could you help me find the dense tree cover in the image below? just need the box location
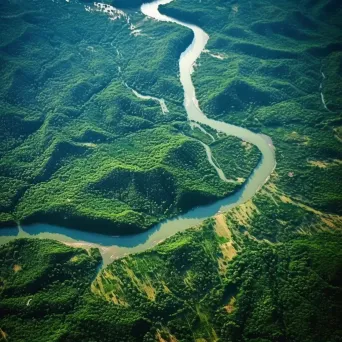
[216,232,342,342]
[0,239,150,342]
[1,0,342,340]
[0,0,259,233]
[161,0,342,216]
[1,223,341,341]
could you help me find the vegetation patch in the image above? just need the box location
[1,0,342,340]
[12,265,22,273]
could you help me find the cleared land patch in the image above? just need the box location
[12,264,22,273]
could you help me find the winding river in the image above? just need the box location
[0,0,276,266]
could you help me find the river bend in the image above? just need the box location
[0,0,276,266]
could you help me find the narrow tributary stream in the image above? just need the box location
[0,0,276,266]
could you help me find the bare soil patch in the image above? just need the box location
[13,264,22,273]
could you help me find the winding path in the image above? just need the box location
[0,0,276,266]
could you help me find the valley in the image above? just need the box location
[0,0,341,341]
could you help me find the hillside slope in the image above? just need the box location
[0,0,260,234]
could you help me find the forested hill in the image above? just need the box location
[0,0,259,234]
[1,220,341,341]
[0,0,342,340]
[161,0,342,216]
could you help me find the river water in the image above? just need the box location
[0,0,275,266]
